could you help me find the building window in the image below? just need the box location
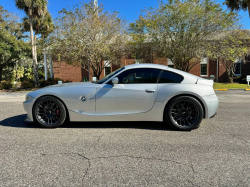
[168,65,174,68]
[234,59,241,76]
[105,67,111,76]
[200,58,208,76]
[104,60,111,76]
[201,64,207,76]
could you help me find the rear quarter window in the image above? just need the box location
[158,70,183,83]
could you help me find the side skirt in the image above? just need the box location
[68,102,165,122]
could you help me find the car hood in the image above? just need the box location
[27,82,97,98]
[41,82,93,89]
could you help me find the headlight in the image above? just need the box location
[25,94,34,101]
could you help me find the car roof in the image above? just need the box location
[124,63,169,70]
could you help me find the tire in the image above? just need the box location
[33,96,67,128]
[164,96,204,131]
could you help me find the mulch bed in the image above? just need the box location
[0,88,40,93]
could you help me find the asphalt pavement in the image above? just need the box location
[0,90,249,186]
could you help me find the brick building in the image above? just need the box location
[52,56,250,83]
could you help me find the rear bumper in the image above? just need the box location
[210,112,217,118]
[202,94,219,119]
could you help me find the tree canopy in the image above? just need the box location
[129,0,240,72]
[0,6,30,81]
[51,1,127,79]
[207,29,250,83]
[15,0,48,86]
[225,0,250,18]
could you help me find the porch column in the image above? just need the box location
[44,53,48,80]
[49,56,53,79]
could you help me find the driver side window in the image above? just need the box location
[116,68,161,84]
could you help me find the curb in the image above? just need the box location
[214,89,228,91]
[214,89,250,91]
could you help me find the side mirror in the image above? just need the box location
[111,77,119,84]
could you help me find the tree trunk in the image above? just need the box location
[0,66,3,82]
[227,71,233,83]
[28,15,39,87]
[34,34,40,84]
[34,34,37,66]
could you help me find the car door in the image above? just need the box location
[58,84,97,115]
[95,68,162,115]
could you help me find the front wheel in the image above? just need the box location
[33,96,67,128]
[164,96,204,130]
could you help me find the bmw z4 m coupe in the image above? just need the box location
[23,64,219,130]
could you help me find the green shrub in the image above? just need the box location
[234,76,247,84]
[12,84,17,89]
[0,81,12,90]
[39,79,48,87]
[63,79,72,83]
[39,78,72,88]
[21,81,34,89]
[53,78,63,84]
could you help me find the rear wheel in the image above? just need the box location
[164,96,203,130]
[33,96,67,128]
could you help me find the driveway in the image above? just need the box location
[0,91,249,186]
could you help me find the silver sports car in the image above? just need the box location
[23,64,218,130]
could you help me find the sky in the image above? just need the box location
[1,0,250,29]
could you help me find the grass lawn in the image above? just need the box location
[213,83,250,89]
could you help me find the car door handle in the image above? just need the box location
[145,89,156,93]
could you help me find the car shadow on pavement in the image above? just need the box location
[61,121,177,131]
[0,114,181,131]
[0,114,37,128]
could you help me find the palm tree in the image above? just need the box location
[225,0,250,18]
[15,0,48,86]
[23,12,54,75]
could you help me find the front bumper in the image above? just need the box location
[25,117,33,123]
[23,97,36,122]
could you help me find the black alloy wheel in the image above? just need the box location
[33,96,67,128]
[164,96,203,130]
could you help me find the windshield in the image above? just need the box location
[96,67,125,84]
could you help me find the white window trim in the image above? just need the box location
[200,58,208,64]
[234,59,242,76]
[104,60,111,76]
[200,58,208,76]
[104,60,111,67]
[167,58,174,65]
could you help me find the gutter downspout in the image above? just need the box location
[217,58,219,82]
[88,61,90,82]
[49,56,53,79]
